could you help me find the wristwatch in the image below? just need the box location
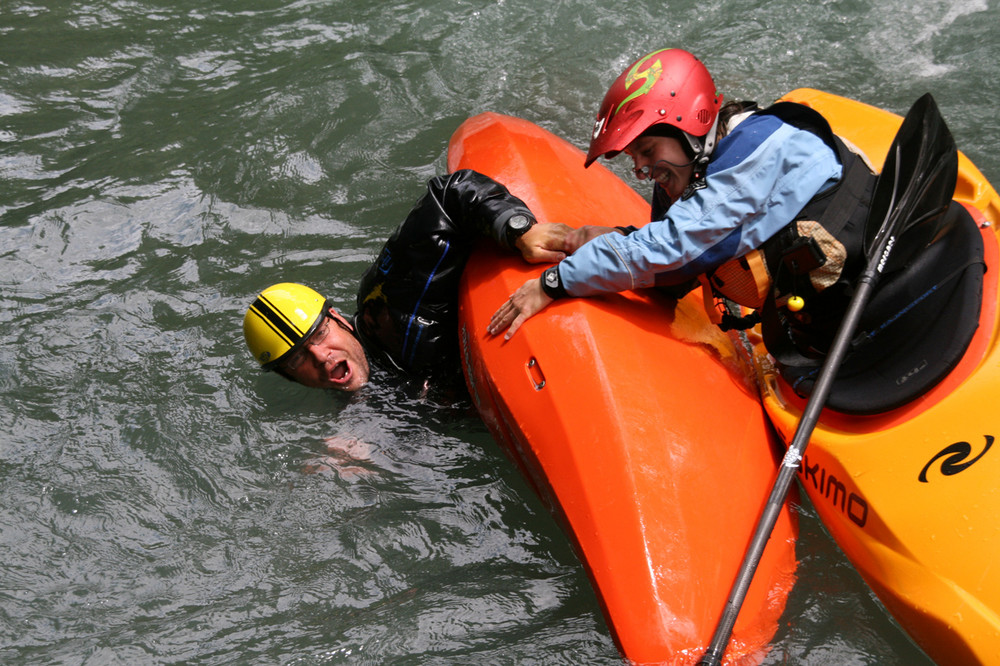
[504,214,534,248]
[540,265,568,299]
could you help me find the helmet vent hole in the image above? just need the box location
[696,109,712,124]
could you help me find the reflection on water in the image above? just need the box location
[3,0,995,662]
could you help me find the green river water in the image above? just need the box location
[3,0,998,663]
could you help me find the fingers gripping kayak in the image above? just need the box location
[488,277,553,339]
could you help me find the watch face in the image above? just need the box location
[509,214,529,231]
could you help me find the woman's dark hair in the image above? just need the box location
[716,100,758,140]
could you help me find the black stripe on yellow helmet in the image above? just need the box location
[243,283,330,371]
[249,295,303,347]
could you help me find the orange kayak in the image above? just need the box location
[448,114,798,664]
[755,89,1000,665]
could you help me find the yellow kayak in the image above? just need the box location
[758,88,1000,665]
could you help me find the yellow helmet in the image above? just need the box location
[243,283,331,371]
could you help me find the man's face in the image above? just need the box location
[281,309,370,392]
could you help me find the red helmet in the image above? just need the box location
[585,48,722,168]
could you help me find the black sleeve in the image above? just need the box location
[650,184,673,222]
[648,186,699,299]
[354,169,535,375]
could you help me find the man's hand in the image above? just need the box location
[488,277,553,339]
[303,436,375,479]
[515,222,573,263]
[564,225,623,254]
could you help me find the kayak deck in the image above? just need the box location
[449,113,798,664]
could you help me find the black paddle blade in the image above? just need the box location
[864,93,958,273]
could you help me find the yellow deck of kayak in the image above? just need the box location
[759,89,1000,665]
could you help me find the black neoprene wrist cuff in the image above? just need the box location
[540,265,568,300]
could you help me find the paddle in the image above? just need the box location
[697,93,957,666]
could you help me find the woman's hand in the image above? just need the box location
[515,222,572,263]
[488,277,553,339]
[564,225,622,254]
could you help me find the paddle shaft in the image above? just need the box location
[698,246,889,666]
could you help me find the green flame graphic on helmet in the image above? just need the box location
[614,48,668,116]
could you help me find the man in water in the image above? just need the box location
[243,169,569,392]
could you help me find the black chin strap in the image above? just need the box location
[681,110,722,197]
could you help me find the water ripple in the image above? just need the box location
[0,0,992,663]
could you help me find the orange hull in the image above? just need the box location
[448,113,798,664]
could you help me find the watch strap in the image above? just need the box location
[503,213,535,249]
[540,265,568,299]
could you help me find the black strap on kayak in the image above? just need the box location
[717,307,760,331]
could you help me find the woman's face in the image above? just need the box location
[625,134,696,204]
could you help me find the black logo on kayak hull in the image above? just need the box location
[919,435,994,483]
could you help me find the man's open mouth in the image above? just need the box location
[330,360,349,382]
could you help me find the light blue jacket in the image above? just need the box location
[559,113,843,295]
